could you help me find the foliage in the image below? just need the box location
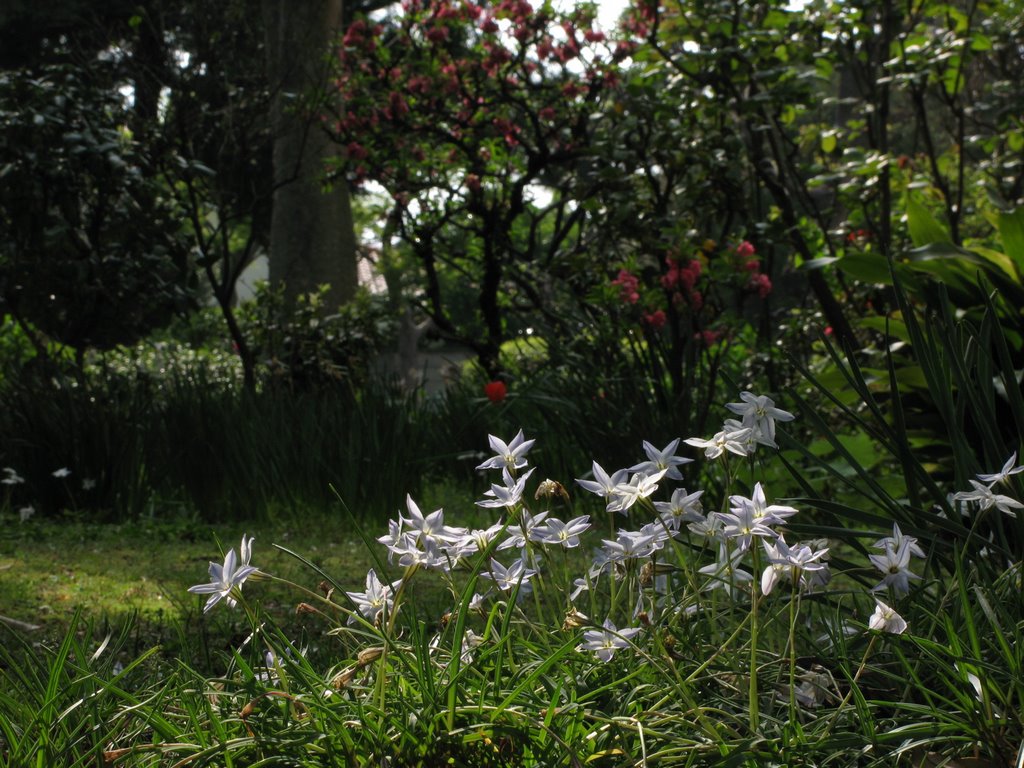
[238,284,395,391]
[6,378,1023,766]
[785,275,1024,577]
[331,0,634,373]
[0,63,191,355]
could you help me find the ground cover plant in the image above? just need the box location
[4,0,1024,764]
[4,377,1022,766]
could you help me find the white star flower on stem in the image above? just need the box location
[477,468,534,509]
[482,557,537,592]
[868,598,907,634]
[869,540,921,594]
[378,517,405,561]
[345,568,402,625]
[723,418,764,454]
[952,480,1024,518]
[976,451,1024,486]
[52,467,71,479]
[687,510,724,541]
[400,495,465,543]
[531,515,591,548]
[188,535,259,613]
[2,467,24,485]
[447,522,507,559]
[872,522,925,559]
[733,482,798,526]
[475,430,535,472]
[606,470,667,514]
[719,498,779,552]
[698,545,753,594]
[498,509,548,550]
[685,424,752,460]
[760,536,829,596]
[725,391,795,444]
[654,487,705,532]
[569,577,590,601]
[579,618,641,662]
[575,461,628,499]
[239,533,255,569]
[638,520,673,548]
[600,529,660,562]
[629,439,693,481]
[389,534,449,570]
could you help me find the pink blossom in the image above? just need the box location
[343,20,367,47]
[643,309,667,329]
[613,41,636,61]
[426,25,450,43]
[611,269,641,304]
[749,273,772,298]
[346,142,368,161]
[735,240,756,258]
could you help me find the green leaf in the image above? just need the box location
[858,315,911,344]
[942,56,964,96]
[838,251,895,284]
[969,245,1018,280]
[970,33,992,51]
[905,193,951,247]
[996,206,1024,273]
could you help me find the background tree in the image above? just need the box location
[330,0,632,375]
[264,0,359,310]
[0,63,191,367]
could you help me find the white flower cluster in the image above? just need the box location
[195,391,1009,670]
[950,452,1024,518]
[684,391,795,459]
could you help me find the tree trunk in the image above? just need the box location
[263,0,357,309]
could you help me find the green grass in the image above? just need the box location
[0,478,515,647]
[0,515,376,628]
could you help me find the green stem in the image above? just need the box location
[788,575,800,723]
[684,608,752,683]
[817,635,878,742]
[749,545,761,734]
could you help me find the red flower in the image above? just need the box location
[748,273,772,298]
[611,269,641,304]
[735,240,756,258]
[426,25,450,43]
[484,380,507,402]
[643,309,667,329]
[697,329,722,346]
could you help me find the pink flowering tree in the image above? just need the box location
[328,0,633,375]
[598,236,776,427]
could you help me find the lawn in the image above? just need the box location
[0,516,378,628]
